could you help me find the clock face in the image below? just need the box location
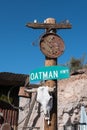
[40,33,65,58]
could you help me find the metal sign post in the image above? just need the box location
[26,17,72,130]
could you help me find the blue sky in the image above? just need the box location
[0,0,87,75]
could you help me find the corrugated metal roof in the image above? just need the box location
[0,72,29,87]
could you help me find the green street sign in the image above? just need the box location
[30,66,70,82]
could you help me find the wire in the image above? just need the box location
[7,86,33,126]
[7,86,27,110]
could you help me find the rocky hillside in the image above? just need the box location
[58,68,87,130]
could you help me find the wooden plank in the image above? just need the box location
[14,110,17,130]
[7,110,10,123]
[8,109,14,125]
[4,109,7,122]
[14,110,17,125]
[26,23,72,29]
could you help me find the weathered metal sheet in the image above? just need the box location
[40,33,65,58]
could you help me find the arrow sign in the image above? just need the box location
[30,66,70,82]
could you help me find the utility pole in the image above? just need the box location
[26,17,72,130]
[43,18,58,130]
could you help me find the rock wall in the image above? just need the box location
[58,69,87,130]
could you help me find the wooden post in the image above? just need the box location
[26,17,72,130]
[44,18,58,130]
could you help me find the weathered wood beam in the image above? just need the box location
[44,18,57,130]
[26,23,72,29]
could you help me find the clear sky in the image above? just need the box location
[0,0,87,75]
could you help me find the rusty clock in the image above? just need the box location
[40,33,65,58]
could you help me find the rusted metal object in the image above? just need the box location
[40,33,65,58]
